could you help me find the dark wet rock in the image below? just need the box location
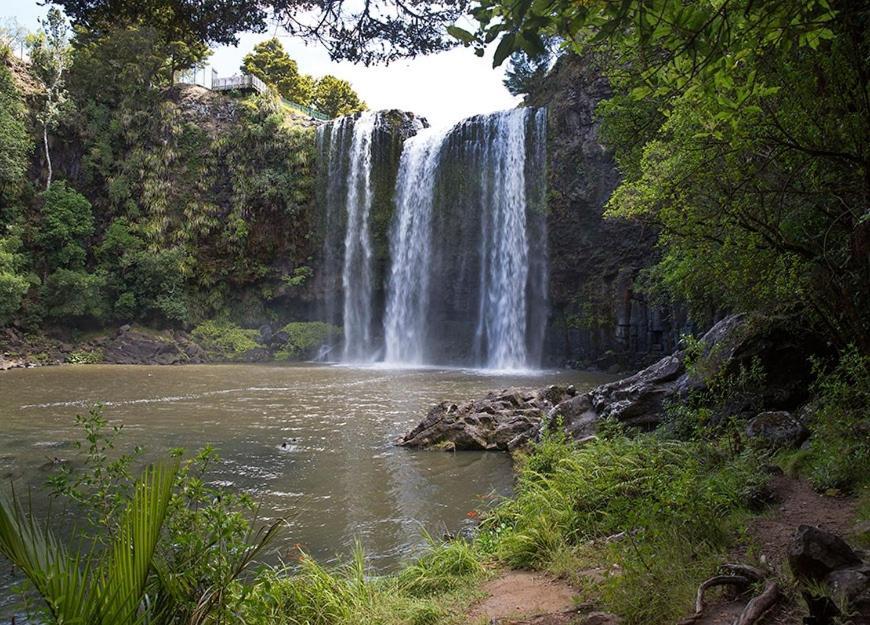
[103,327,208,365]
[827,566,870,603]
[397,386,576,451]
[789,525,862,582]
[580,613,622,625]
[746,411,809,449]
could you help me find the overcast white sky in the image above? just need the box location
[3,1,520,127]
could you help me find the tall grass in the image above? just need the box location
[237,540,484,625]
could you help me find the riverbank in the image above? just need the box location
[0,319,345,370]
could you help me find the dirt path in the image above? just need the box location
[467,571,579,624]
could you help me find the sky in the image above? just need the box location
[2,1,520,127]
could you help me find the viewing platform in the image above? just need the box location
[173,69,330,122]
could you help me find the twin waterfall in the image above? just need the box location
[316,108,548,370]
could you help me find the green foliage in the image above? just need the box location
[0,235,31,324]
[41,268,106,320]
[27,7,70,188]
[784,346,870,493]
[0,51,31,202]
[466,0,869,348]
[67,348,104,364]
[283,265,312,288]
[237,542,473,625]
[503,48,552,96]
[242,37,315,105]
[192,319,259,359]
[46,405,143,527]
[277,321,341,360]
[479,432,763,623]
[0,461,177,625]
[39,407,280,624]
[313,75,367,118]
[37,181,94,270]
[397,535,485,597]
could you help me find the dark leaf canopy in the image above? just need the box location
[51,0,470,63]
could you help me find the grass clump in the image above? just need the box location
[67,349,104,364]
[191,320,260,360]
[275,321,340,360]
[238,542,480,625]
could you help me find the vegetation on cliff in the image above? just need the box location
[0,16,319,338]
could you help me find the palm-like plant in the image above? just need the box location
[0,463,177,624]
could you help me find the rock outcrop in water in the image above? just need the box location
[400,313,828,450]
[397,385,577,451]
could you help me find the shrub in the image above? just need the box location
[277,321,341,360]
[788,346,870,493]
[191,320,259,360]
[479,432,763,623]
[41,268,107,321]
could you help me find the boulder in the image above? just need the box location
[745,411,809,449]
[103,327,207,365]
[788,525,862,582]
[826,566,870,603]
[397,386,576,451]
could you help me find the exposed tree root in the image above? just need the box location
[734,581,780,625]
[677,564,781,625]
[677,575,751,624]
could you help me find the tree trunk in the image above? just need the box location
[43,123,52,190]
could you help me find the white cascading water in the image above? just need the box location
[316,112,379,362]
[340,112,376,362]
[383,128,446,364]
[473,111,531,369]
[383,108,547,370]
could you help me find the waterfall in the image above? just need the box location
[316,112,379,362]
[383,128,445,364]
[383,108,548,369]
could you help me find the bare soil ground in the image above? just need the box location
[467,570,581,624]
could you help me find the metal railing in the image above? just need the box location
[280,97,331,122]
[212,74,269,94]
[173,70,331,121]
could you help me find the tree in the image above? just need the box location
[0,236,30,325]
[50,0,467,64]
[0,17,29,57]
[241,37,314,104]
[312,75,366,118]
[503,48,553,97]
[37,181,94,272]
[27,8,70,190]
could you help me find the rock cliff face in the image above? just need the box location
[528,54,689,369]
